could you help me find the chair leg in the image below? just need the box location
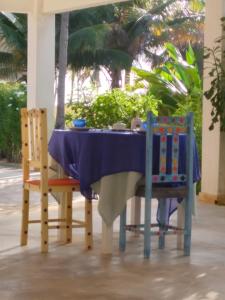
[21,188,30,246]
[184,196,192,256]
[41,193,49,253]
[66,192,73,243]
[177,203,184,250]
[119,205,127,252]
[158,199,166,249]
[144,197,151,258]
[85,198,93,250]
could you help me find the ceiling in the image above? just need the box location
[0,0,127,14]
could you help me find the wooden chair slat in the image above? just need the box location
[154,116,187,126]
[159,132,167,178]
[172,129,179,174]
[28,160,41,169]
[29,110,35,161]
[153,126,187,134]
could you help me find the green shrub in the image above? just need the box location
[133,43,202,155]
[66,89,160,128]
[0,83,26,162]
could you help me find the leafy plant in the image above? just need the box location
[0,13,27,81]
[66,89,160,128]
[133,43,202,152]
[0,83,26,161]
[204,17,225,131]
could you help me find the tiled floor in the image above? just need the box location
[0,163,225,300]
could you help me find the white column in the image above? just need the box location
[200,0,225,204]
[27,1,55,133]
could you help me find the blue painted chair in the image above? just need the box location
[119,112,194,258]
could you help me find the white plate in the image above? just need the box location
[69,127,90,131]
[111,128,132,132]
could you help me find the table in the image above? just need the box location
[48,129,200,253]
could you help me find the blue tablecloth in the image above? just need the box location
[48,129,200,223]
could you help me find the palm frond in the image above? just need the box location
[0,13,27,52]
[149,0,177,15]
[69,24,111,52]
[69,48,132,70]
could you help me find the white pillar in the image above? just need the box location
[27,1,55,133]
[199,0,225,204]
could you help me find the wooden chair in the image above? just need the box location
[119,112,194,258]
[20,108,93,253]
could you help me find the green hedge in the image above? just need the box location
[66,89,160,128]
[0,83,26,162]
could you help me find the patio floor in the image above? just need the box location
[0,163,225,300]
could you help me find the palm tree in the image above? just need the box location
[68,2,152,88]
[68,0,205,88]
[55,12,70,129]
[0,13,27,81]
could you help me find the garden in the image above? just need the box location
[0,0,205,162]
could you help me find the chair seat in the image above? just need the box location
[135,185,187,198]
[25,178,80,187]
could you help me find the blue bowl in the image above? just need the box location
[73,119,86,128]
[141,121,147,130]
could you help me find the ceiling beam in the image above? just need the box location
[0,0,128,15]
[43,0,128,14]
[0,0,33,13]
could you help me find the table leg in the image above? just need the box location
[101,220,113,254]
[50,162,67,243]
[130,196,141,224]
[130,196,141,235]
[58,193,67,243]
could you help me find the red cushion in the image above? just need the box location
[26,178,80,186]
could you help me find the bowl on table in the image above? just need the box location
[73,119,86,128]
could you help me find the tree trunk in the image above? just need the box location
[55,12,69,129]
[92,67,100,91]
[69,69,75,104]
[125,69,131,86]
[111,69,121,89]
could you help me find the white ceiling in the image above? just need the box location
[0,0,128,14]
[43,0,127,14]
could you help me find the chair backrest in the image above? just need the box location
[145,112,194,185]
[21,108,48,182]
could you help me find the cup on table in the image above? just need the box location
[112,122,126,130]
[131,116,142,130]
[73,119,86,128]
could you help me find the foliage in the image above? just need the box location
[133,43,202,152]
[0,13,27,81]
[141,0,205,71]
[204,17,225,131]
[0,83,26,161]
[0,2,204,88]
[67,0,205,88]
[66,89,160,128]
